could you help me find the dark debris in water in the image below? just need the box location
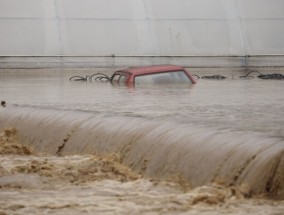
[69,73,111,82]
[201,75,227,80]
[193,71,284,80]
[68,72,284,82]
[257,73,284,80]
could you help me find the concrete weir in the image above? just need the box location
[0,106,283,199]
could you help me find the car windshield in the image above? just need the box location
[135,71,191,85]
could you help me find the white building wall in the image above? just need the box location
[0,0,283,67]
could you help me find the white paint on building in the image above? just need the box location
[0,0,283,68]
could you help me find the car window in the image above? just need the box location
[135,71,192,85]
[112,74,120,82]
[119,75,127,83]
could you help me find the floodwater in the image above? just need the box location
[0,69,284,214]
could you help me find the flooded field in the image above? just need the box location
[0,69,284,214]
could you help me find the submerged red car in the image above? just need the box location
[111,65,196,86]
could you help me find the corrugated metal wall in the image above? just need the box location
[0,0,284,68]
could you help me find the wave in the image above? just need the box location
[0,106,283,199]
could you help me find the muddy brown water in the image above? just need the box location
[0,69,284,214]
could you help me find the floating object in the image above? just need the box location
[1,101,6,107]
[201,75,226,80]
[69,73,111,82]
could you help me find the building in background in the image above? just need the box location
[0,0,284,69]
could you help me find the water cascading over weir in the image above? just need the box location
[0,106,283,199]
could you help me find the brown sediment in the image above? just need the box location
[0,127,139,185]
[5,153,140,184]
[0,128,33,155]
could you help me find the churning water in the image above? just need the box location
[0,69,284,214]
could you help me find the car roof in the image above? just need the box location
[117,65,186,76]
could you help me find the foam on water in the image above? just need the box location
[0,128,284,215]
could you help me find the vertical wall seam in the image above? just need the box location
[53,0,63,56]
[233,0,247,56]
